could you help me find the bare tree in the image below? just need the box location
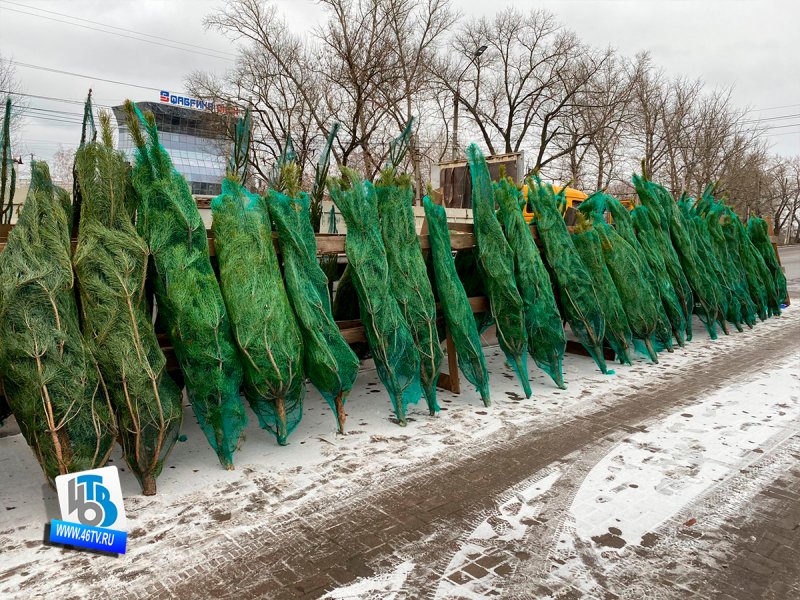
[382,0,456,198]
[0,54,28,147]
[51,145,76,188]
[435,8,610,174]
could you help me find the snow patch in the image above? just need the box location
[320,559,413,599]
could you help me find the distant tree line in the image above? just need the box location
[65,2,800,241]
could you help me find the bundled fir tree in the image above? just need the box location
[495,177,567,388]
[467,145,531,396]
[527,176,608,373]
[123,101,247,466]
[0,161,116,484]
[73,104,182,495]
[376,121,442,414]
[329,168,422,425]
[423,196,491,405]
[212,128,305,445]
[748,217,788,307]
[267,125,358,434]
[571,218,634,365]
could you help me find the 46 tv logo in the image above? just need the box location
[50,466,128,554]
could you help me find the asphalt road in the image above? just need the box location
[157,317,800,599]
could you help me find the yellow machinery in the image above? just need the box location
[522,184,634,223]
[522,185,587,223]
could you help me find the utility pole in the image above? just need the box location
[451,44,487,161]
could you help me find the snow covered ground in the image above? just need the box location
[0,306,797,597]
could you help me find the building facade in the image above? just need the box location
[113,101,229,197]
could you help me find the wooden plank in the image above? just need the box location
[0,226,552,256]
[437,327,461,394]
[339,325,367,344]
[468,296,490,312]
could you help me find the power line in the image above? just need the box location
[0,89,113,109]
[0,0,237,58]
[742,112,800,125]
[1,4,234,62]
[761,122,800,131]
[750,102,800,113]
[15,62,166,92]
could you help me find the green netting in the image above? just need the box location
[596,217,665,361]
[376,180,442,414]
[571,220,633,365]
[268,186,359,434]
[691,194,743,331]
[598,192,693,343]
[634,174,726,338]
[1,97,18,225]
[676,191,734,335]
[423,197,491,404]
[328,168,422,425]
[579,194,672,353]
[74,109,182,495]
[630,205,687,347]
[454,248,494,332]
[494,178,566,388]
[706,201,757,329]
[212,179,305,444]
[720,207,763,324]
[527,177,608,373]
[124,101,247,466]
[733,215,781,317]
[467,145,531,397]
[748,217,788,307]
[0,161,116,485]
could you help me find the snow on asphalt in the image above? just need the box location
[0,306,796,597]
[541,355,800,597]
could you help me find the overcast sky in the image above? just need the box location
[2,0,798,173]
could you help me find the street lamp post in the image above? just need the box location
[451,44,487,161]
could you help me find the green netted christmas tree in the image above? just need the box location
[635,175,726,338]
[123,101,247,466]
[423,196,491,404]
[631,205,687,346]
[268,126,359,434]
[211,127,304,445]
[0,161,116,485]
[74,104,182,494]
[467,145,531,397]
[494,177,566,388]
[748,217,788,307]
[376,120,442,414]
[527,176,608,373]
[572,218,633,365]
[731,215,780,317]
[329,168,422,425]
